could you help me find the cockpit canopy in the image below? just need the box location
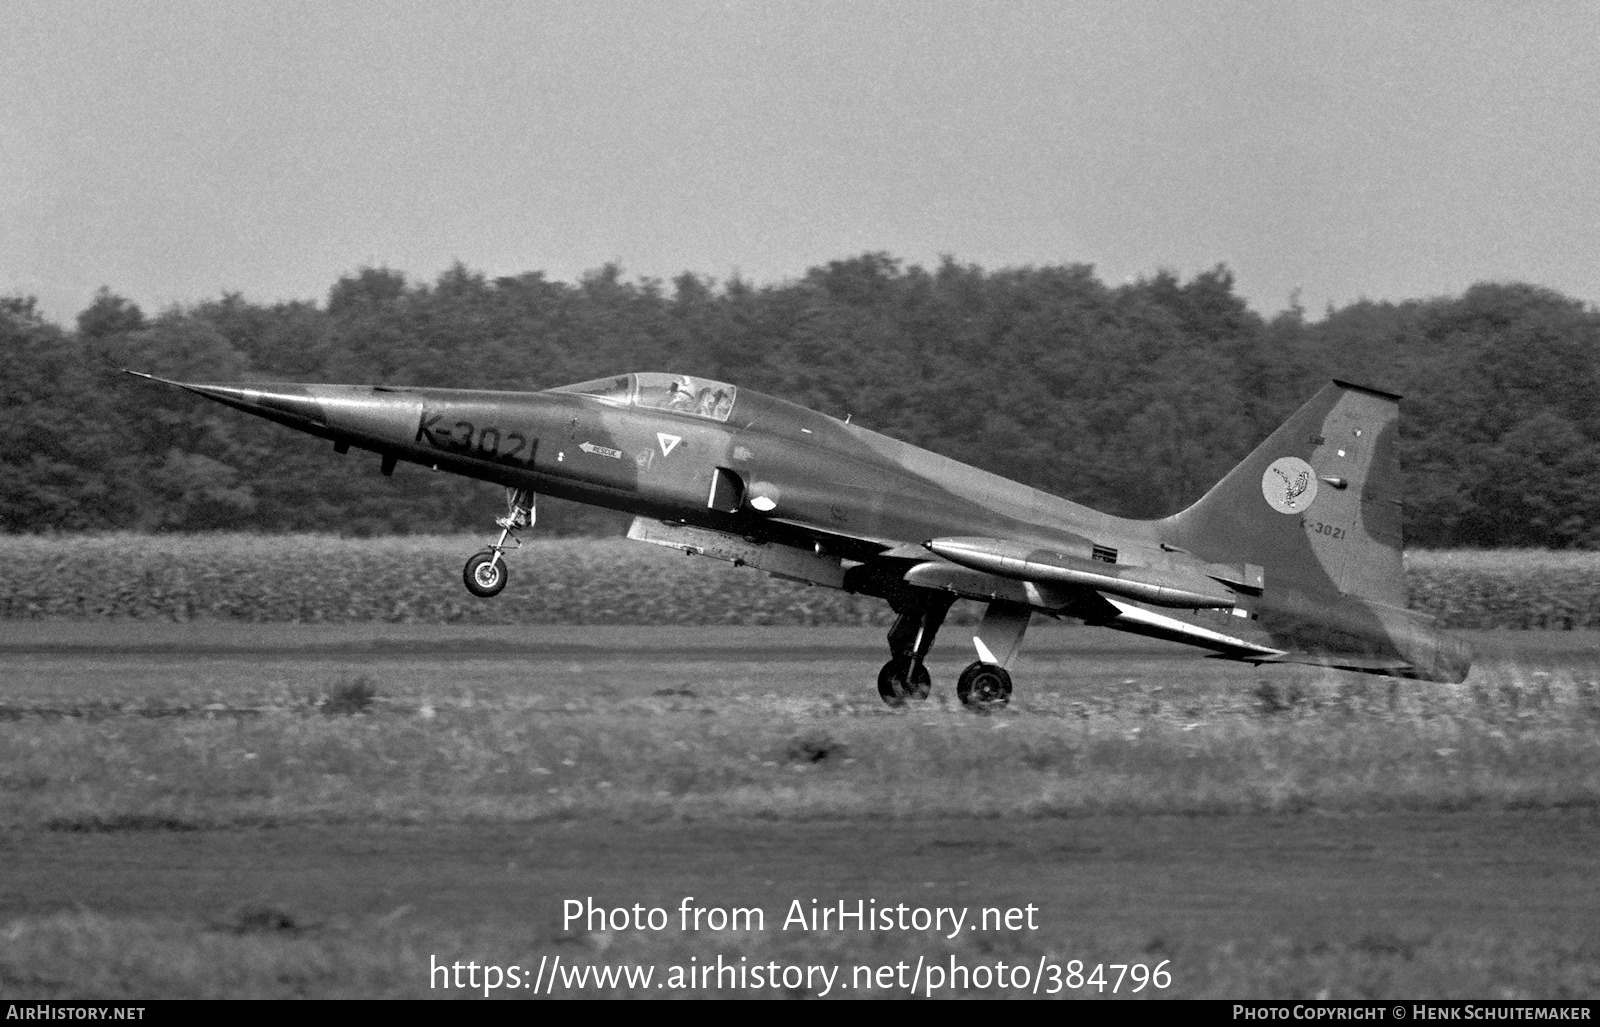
[549,372,737,422]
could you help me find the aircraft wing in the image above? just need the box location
[901,536,1289,659]
[899,552,1286,660]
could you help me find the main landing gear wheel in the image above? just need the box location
[906,662,932,701]
[956,661,1012,710]
[876,657,932,707]
[463,550,508,598]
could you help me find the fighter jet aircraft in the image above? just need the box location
[128,369,1472,707]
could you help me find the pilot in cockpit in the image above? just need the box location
[666,379,697,411]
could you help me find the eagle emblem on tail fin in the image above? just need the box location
[1262,456,1318,513]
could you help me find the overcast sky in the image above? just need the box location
[5,1,1599,326]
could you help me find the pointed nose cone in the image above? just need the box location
[125,371,328,427]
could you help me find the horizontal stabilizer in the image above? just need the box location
[1098,598,1287,658]
[1248,652,1416,674]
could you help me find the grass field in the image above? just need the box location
[2,624,1599,998]
[2,625,1599,829]
[0,533,889,625]
[4,532,1600,628]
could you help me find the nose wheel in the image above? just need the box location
[462,488,534,598]
[463,550,509,597]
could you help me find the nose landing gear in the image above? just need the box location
[463,488,534,598]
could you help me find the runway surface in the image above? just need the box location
[0,619,1588,661]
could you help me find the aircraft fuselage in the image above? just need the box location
[131,370,1473,697]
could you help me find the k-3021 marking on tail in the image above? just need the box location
[128,370,1471,709]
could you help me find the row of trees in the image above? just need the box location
[4,255,1597,546]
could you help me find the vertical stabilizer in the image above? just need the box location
[1163,381,1406,608]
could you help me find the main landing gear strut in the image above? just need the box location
[877,596,953,707]
[954,600,1031,711]
[463,488,534,598]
